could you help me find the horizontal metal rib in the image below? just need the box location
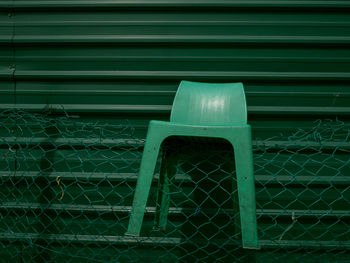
[1,171,350,185]
[2,104,350,115]
[1,232,350,249]
[1,137,349,149]
[11,71,350,80]
[3,1,350,8]
[2,202,350,218]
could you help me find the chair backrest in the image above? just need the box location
[170,81,247,125]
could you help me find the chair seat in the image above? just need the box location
[148,120,251,138]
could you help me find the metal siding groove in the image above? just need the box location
[5,1,350,8]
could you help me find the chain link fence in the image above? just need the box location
[1,109,350,262]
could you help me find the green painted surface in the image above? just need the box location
[1,1,350,262]
[0,3,349,116]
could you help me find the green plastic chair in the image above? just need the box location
[125,80,258,249]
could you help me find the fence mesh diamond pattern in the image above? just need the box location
[1,109,350,262]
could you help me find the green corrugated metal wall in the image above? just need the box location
[1,1,350,262]
[1,1,350,119]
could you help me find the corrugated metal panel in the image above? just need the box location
[0,1,349,117]
[1,1,350,262]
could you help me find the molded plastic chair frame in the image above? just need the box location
[125,82,258,249]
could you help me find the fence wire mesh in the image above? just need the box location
[1,109,350,262]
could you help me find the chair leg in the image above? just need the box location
[227,128,259,249]
[158,151,177,231]
[231,161,241,238]
[125,131,164,236]
[154,151,165,229]
[154,150,169,230]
